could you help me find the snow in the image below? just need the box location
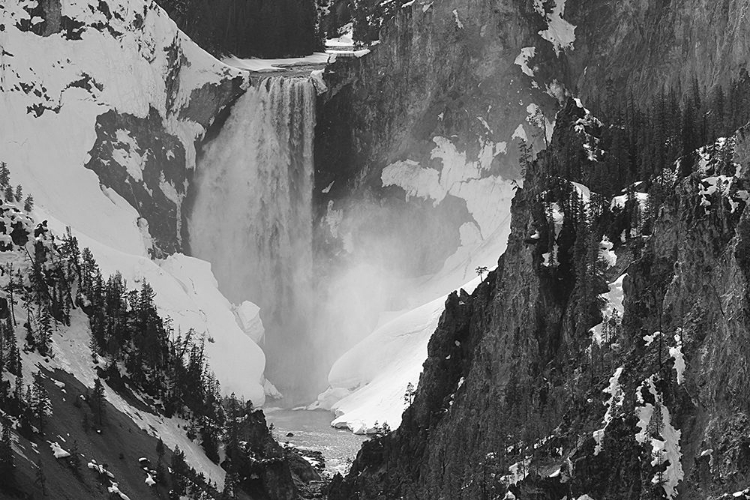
[37,207,266,405]
[643,331,661,347]
[526,103,554,143]
[145,474,156,486]
[590,273,626,345]
[310,69,328,95]
[381,136,515,239]
[25,305,227,487]
[322,181,335,194]
[533,0,576,55]
[1,0,240,254]
[512,124,528,142]
[50,441,71,459]
[635,376,683,498]
[514,47,537,77]
[318,274,484,432]
[598,237,617,268]
[501,457,531,486]
[326,24,354,48]
[452,9,464,29]
[223,53,331,73]
[669,331,686,384]
[611,191,649,210]
[234,301,265,344]
[593,366,624,455]
[2,0,266,407]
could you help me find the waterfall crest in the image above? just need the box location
[189,76,316,393]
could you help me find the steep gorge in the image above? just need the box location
[329,98,750,500]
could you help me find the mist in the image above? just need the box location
[187,74,509,405]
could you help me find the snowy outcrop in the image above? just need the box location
[1,0,266,404]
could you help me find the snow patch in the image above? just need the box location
[533,0,576,55]
[593,366,624,455]
[514,47,536,77]
[635,376,683,499]
[590,274,626,345]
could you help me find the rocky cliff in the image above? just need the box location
[0,0,246,257]
[314,0,563,284]
[328,92,750,498]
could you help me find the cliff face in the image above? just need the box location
[566,0,750,102]
[314,0,563,283]
[328,91,750,498]
[0,0,246,257]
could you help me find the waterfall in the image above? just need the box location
[189,75,316,393]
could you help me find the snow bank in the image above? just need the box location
[319,274,483,432]
[635,376,683,499]
[1,0,241,255]
[669,331,686,385]
[45,310,227,487]
[514,47,537,77]
[593,366,624,455]
[50,442,71,459]
[533,0,576,54]
[37,209,266,406]
[223,53,330,73]
[590,273,626,345]
[381,136,516,248]
[2,0,265,405]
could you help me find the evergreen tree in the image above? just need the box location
[171,446,188,497]
[34,458,46,496]
[0,163,10,189]
[156,437,165,468]
[5,265,17,326]
[37,305,52,357]
[14,185,21,203]
[0,417,14,484]
[69,440,81,476]
[23,195,33,213]
[31,373,52,434]
[3,186,12,203]
[91,378,106,427]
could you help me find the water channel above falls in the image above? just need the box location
[265,408,368,475]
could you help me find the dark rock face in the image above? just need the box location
[328,93,750,497]
[314,0,561,283]
[155,0,319,58]
[84,107,186,256]
[566,0,750,103]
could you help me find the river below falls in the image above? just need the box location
[265,408,368,475]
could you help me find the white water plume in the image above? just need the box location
[189,76,316,393]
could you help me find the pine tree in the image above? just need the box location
[37,305,52,357]
[69,440,81,476]
[5,265,17,326]
[170,446,187,497]
[156,437,165,466]
[34,458,46,496]
[0,417,14,484]
[91,378,106,427]
[23,195,33,213]
[0,163,10,189]
[404,382,415,406]
[31,373,52,434]
[2,186,12,203]
[14,185,21,203]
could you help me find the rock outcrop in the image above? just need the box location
[328,93,750,498]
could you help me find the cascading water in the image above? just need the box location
[188,75,316,396]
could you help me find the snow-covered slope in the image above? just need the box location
[313,273,483,433]
[0,0,268,404]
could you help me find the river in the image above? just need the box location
[265,408,368,476]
